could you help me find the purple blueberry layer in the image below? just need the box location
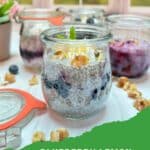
[20,48,43,61]
[109,40,150,77]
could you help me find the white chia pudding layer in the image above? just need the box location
[42,46,112,119]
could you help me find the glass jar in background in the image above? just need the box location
[40,24,112,119]
[69,8,105,25]
[15,9,65,69]
[107,15,150,78]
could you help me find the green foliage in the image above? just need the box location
[0,0,14,17]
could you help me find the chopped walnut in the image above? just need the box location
[122,82,130,91]
[128,90,142,99]
[71,55,89,68]
[134,99,150,111]
[128,83,137,91]
[4,73,16,84]
[32,131,45,143]
[50,128,69,142]
[53,51,65,59]
[57,128,69,141]
[29,75,39,86]
[50,131,60,142]
[117,76,129,88]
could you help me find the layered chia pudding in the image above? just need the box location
[107,15,150,77]
[70,8,105,25]
[109,39,150,77]
[41,25,112,119]
[18,9,65,69]
[20,23,49,68]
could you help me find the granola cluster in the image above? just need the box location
[117,76,150,111]
[32,128,69,143]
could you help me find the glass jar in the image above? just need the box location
[69,8,105,25]
[107,15,150,78]
[40,24,112,119]
[16,9,65,69]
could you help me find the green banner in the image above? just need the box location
[19,108,150,150]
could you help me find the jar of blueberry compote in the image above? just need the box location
[70,8,105,25]
[17,9,65,69]
[41,24,112,119]
[107,15,150,78]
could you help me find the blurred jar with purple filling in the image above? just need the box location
[15,9,65,69]
[107,15,150,78]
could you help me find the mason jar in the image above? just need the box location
[69,8,105,25]
[107,15,150,78]
[40,24,112,119]
[16,9,65,69]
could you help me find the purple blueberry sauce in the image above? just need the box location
[109,40,150,78]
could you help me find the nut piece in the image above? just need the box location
[122,82,130,91]
[117,76,129,88]
[71,55,89,68]
[4,73,16,84]
[57,128,69,141]
[32,131,45,143]
[50,131,60,142]
[53,51,65,59]
[128,90,142,99]
[134,99,150,111]
[29,75,39,86]
[128,83,137,91]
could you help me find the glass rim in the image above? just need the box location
[107,14,150,28]
[70,8,105,15]
[40,24,112,44]
[19,8,65,21]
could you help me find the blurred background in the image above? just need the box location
[19,0,150,6]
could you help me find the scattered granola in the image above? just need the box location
[32,131,45,143]
[50,128,69,142]
[134,98,150,111]
[117,76,150,111]
[50,131,60,142]
[29,75,39,86]
[117,76,129,88]
[53,51,65,60]
[57,128,69,141]
[128,90,142,99]
[4,73,16,84]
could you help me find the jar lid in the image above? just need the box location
[18,8,66,25]
[0,88,46,131]
[107,15,150,29]
[70,8,104,16]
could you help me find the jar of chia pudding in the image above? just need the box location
[40,24,112,119]
[69,8,105,25]
[107,15,150,78]
[16,9,65,69]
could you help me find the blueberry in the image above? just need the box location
[58,88,69,98]
[75,17,81,22]
[43,76,53,89]
[101,73,109,90]
[87,18,94,24]
[92,88,98,99]
[9,65,19,75]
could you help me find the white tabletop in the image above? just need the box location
[1,23,149,149]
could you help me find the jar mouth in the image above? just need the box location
[41,24,112,44]
[70,8,105,15]
[19,8,65,21]
[107,15,150,28]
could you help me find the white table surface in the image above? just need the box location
[0,23,150,149]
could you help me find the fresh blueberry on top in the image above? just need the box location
[87,18,94,24]
[9,65,19,75]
